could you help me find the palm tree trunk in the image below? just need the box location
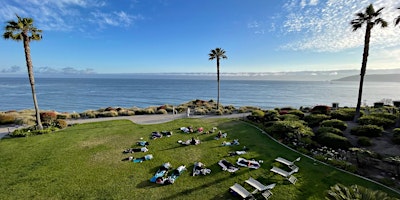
[354,24,371,122]
[217,58,220,110]
[23,36,43,130]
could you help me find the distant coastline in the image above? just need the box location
[332,74,400,82]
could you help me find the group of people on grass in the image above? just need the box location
[120,125,261,185]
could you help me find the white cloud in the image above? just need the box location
[280,0,400,52]
[0,0,142,32]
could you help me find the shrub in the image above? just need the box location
[194,108,208,115]
[238,106,259,113]
[320,119,347,131]
[98,111,119,117]
[251,110,264,117]
[358,136,372,146]
[70,113,81,119]
[316,127,344,136]
[215,110,223,115]
[156,109,168,114]
[40,112,57,123]
[331,108,357,121]
[118,109,135,116]
[56,113,69,119]
[279,114,300,121]
[317,132,351,149]
[370,112,397,121]
[55,119,68,129]
[10,126,57,137]
[266,120,314,139]
[358,115,395,128]
[304,114,330,127]
[143,108,156,114]
[287,110,305,118]
[350,125,383,137]
[310,105,330,115]
[80,111,96,118]
[0,114,15,125]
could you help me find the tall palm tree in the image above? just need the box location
[351,4,387,122]
[395,7,400,27]
[208,48,227,110]
[3,15,43,130]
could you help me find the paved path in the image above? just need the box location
[0,113,250,139]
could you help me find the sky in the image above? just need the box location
[0,0,399,76]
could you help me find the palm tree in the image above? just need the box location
[3,15,43,130]
[395,7,400,27]
[208,48,227,110]
[351,4,387,122]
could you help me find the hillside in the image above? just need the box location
[332,74,400,82]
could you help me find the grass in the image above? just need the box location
[0,118,399,200]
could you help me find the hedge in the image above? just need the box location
[350,125,383,137]
[320,119,347,131]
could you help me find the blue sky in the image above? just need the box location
[0,0,399,76]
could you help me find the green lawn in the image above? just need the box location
[0,118,399,200]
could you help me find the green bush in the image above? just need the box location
[0,114,15,125]
[266,120,314,139]
[194,108,208,115]
[320,119,347,131]
[316,126,344,136]
[10,126,57,137]
[331,108,357,121]
[317,132,351,149]
[358,136,372,146]
[279,114,300,121]
[326,159,357,173]
[350,125,383,137]
[263,110,280,121]
[251,110,264,117]
[304,114,330,127]
[358,115,395,128]
[370,112,397,120]
[287,110,305,118]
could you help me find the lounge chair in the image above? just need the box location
[245,177,276,193]
[229,183,254,199]
[275,157,300,171]
[270,166,298,185]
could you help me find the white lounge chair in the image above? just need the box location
[245,177,276,199]
[275,157,300,171]
[245,177,276,193]
[270,166,298,185]
[229,183,254,199]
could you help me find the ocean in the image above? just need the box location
[1,77,399,113]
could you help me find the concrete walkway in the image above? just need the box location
[0,113,250,139]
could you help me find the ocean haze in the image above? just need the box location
[3,68,400,81]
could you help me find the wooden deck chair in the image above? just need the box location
[229,183,254,199]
